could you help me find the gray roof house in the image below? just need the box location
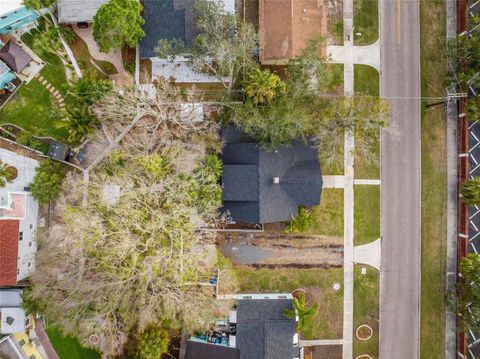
[57,0,108,24]
[221,127,323,224]
[0,40,32,73]
[185,293,300,359]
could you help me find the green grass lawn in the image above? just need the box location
[354,64,380,179]
[353,265,379,358]
[301,189,344,238]
[353,0,379,45]
[236,267,344,339]
[0,79,67,139]
[46,327,100,359]
[354,185,380,245]
[419,0,447,356]
[354,64,379,97]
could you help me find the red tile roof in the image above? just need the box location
[0,220,19,286]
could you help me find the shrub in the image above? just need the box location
[29,159,65,204]
[128,325,170,359]
[461,177,480,205]
[285,207,314,233]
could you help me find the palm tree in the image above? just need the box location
[461,177,480,205]
[0,161,13,187]
[283,292,319,331]
[244,68,287,104]
[56,106,98,144]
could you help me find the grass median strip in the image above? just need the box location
[235,267,344,340]
[353,265,379,358]
[419,0,447,356]
[353,0,379,45]
[354,185,380,245]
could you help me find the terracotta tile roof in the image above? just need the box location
[259,0,327,63]
[0,220,19,286]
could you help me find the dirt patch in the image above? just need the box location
[305,345,343,359]
[325,0,344,45]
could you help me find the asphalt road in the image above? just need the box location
[379,0,421,358]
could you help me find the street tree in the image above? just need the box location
[93,0,145,53]
[452,253,480,332]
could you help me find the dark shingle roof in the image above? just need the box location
[185,340,240,359]
[47,142,69,161]
[221,127,322,224]
[236,299,296,359]
[139,0,193,58]
[0,40,31,73]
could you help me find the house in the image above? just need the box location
[0,148,39,287]
[0,1,39,35]
[0,59,16,92]
[221,127,322,224]
[57,0,109,25]
[185,293,300,359]
[0,39,32,73]
[0,334,46,359]
[0,289,26,334]
[139,0,234,83]
[259,0,327,64]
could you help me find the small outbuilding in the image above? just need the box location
[57,0,108,24]
[0,40,32,73]
[47,141,69,161]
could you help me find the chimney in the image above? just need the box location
[273,177,280,184]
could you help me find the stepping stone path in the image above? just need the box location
[36,73,66,113]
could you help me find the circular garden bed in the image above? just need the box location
[5,165,17,181]
[355,355,373,359]
[355,324,373,341]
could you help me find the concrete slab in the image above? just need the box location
[354,238,382,270]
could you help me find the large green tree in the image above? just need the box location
[56,106,99,144]
[129,325,170,359]
[244,68,287,104]
[29,159,65,204]
[93,0,145,53]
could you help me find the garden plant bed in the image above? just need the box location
[355,324,373,340]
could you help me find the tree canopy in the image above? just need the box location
[29,159,65,204]
[93,0,145,53]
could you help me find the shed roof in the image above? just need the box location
[57,0,108,23]
[0,220,19,286]
[259,0,327,63]
[47,142,69,161]
[0,40,32,73]
[221,127,322,224]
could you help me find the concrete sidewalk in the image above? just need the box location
[327,40,380,71]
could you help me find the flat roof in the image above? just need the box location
[57,0,108,23]
[0,308,25,334]
[259,0,327,63]
[0,1,24,17]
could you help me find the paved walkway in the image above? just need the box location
[34,319,60,359]
[72,25,125,74]
[46,8,82,78]
[36,74,66,111]
[327,40,381,71]
[354,179,381,185]
[300,339,344,346]
[323,175,345,188]
[354,238,382,270]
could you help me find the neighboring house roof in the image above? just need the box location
[47,142,69,161]
[0,220,19,286]
[57,0,108,23]
[236,299,296,359]
[0,40,32,73]
[185,341,240,359]
[0,1,24,17]
[0,307,25,334]
[0,289,23,307]
[140,0,235,59]
[221,127,322,224]
[259,0,327,63]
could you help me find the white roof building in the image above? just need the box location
[0,0,24,17]
[0,289,25,334]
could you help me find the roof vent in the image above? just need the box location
[6,316,14,325]
[273,177,280,184]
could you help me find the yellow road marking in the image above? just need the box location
[397,0,401,44]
